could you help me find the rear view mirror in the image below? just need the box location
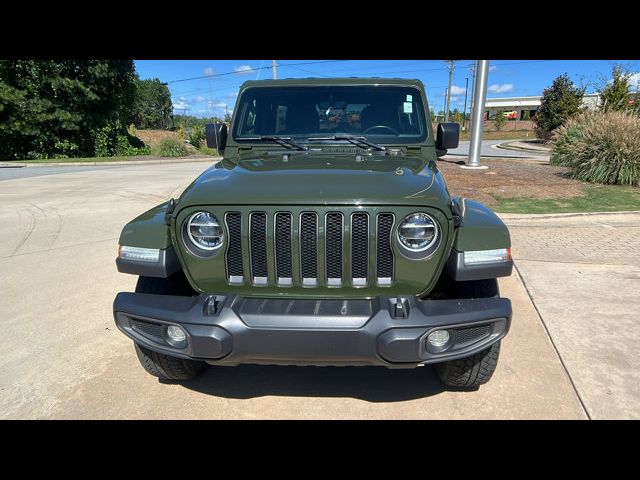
[205,123,228,153]
[436,122,460,154]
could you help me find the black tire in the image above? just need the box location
[133,272,205,381]
[436,341,501,388]
[135,343,205,381]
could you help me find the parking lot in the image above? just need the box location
[1,161,638,419]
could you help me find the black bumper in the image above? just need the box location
[113,293,512,368]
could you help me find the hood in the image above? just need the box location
[177,152,449,209]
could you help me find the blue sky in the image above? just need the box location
[134,60,640,118]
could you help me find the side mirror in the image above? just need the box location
[436,122,460,154]
[205,123,228,153]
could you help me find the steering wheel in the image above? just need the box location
[362,125,400,136]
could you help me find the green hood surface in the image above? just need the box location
[177,153,450,210]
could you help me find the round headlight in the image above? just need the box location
[186,212,224,251]
[397,213,438,252]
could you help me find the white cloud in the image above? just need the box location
[193,96,207,103]
[450,96,459,104]
[173,101,189,110]
[224,92,239,98]
[489,65,497,72]
[450,85,466,95]
[204,67,214,77]
[488,83,514,93]
[629,72,640,89]
[234,65,254,74]
[208,101,227,108]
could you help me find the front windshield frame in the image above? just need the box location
[231,84,430,146]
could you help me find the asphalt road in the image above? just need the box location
[0,162,599,419]
[448,140,550,160]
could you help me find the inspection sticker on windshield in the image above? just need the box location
[403,102,413,113]
[406,94,413,101]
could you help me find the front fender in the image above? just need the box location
[445,197,512,281]
[117,202,180,278]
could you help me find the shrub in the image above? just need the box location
[535,74,584,142]
[116,134,151,156]
[155,137,189,157]
[198,146,219,156]
[176,125,187,141]
[493,111,506,131]
[551,111,640,186]
[189,124,205,148]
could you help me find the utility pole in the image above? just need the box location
[445,60,455,122]
[272,60,277,80]
[462,77,469,129]
[468,63,477,129]
[463,60,490,169]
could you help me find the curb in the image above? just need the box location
[0,157,221,168]
[498,210,640,220]
[495,141,550,155]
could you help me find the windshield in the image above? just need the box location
[232,85,428,144]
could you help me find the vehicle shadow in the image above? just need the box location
[176,364,449,402]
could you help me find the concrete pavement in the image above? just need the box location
[503,213,640,419]
[0,162,625,419]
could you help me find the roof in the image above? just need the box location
[239,77,425,88]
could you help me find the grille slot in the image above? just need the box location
[275,213,293,285]
[225,212,243,283]
[249,212,268,285]
[325,213,343,286]
[351,213,369,286]
[376,214,394,285]
[300,212,318,286]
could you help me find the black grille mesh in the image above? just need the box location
[300,213,318,278]
[225,213,243,277]
[351,213,368,280]
[275,213,293,279]
[453,324,493,345]
[250,213,268,278]
[131,319,163,341]
[326,213,343,279]
[376,214,394,279]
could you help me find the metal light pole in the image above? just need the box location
[272,60,278,80]
[463,60,490,169]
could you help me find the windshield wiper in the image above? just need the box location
[305,135,386,151]
[236,136,308,151]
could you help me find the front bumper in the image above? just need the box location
[113,293,511,368]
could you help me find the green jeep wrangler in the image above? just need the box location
[113,78,513,388]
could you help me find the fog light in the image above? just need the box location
[427,330,450,348]
[165,325,186,347]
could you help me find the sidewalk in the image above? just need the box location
[503,212,640,418]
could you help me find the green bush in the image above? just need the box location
[189,124,206,148]
[155,137,189,157]
[492,111,506,131]
[551,111,640,186]
[198,146,219,156]
[535,74,584,142]
[116,134,151,156]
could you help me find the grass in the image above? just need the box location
[459,130,535,141]
[493,185,640,214]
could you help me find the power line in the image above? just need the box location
[165,60,350,84]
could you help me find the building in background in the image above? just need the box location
[484,93,604,120]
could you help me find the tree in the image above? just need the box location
[599,66,632,113]
[522,110,530,121]
[534,74,584,142]
[493,110,506,131]
[0,60,137,159]
[132,78,172,129]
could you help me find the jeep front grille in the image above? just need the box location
[224,209,396,288]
